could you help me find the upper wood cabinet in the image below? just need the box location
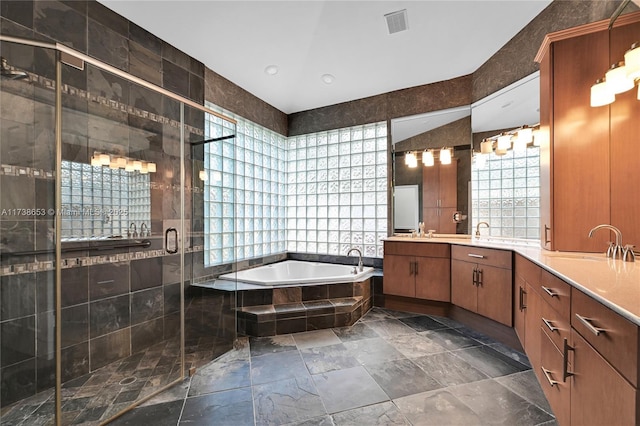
[422,161,457,234]
[536,12,640,252]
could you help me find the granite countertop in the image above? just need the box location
[384,236,640,326]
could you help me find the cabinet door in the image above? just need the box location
[451,259,477,313]
[423,207,440,232]
[438,207,458,234]
[439,162,457,208]
[415,256,450,302]
[570,329,637,426]
[422,166,439,208]
[539,331,571,426]
[476,265,513,326]
[524,284,542,372]
[383,254,414,297]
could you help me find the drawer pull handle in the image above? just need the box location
[477,269,483,286]
[468,253,485,259]
[542,317,558,332]
[541,366,559,387]
[414,262,418,275]
[575,313,606,336]
[544,225,551,245]
[541,286,558,298]
[472,269,478,286]
[562,338,574,382]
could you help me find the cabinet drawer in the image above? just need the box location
[384,241,450,258]
[515,254,541,284]
[451,245,512,269]
[571,288,640,387]
[541,299,571,353]
[536,269,571,320]
[539,330,571,426]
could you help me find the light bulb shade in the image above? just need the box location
[480,139,493,154]
[605,62,634,94]
[405,152,417,168]
[99,153,111,165]
[147,162,156,173]
[422,150,434,167]
[125,161,135,172]
[624,42,640,80]
[116,157,127,168]
[495,148,508,156]
[517,127,533,145]
[590,79,615,107]
[133,160,142,171]
[513,138,527,153]
[497,134,511,150]
[140,163,149,174]
[199,170,207,181]
[90,156,101,167]
[439,148,451,165]
[475,153,487,169]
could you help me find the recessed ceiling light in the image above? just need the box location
[321,74,335,84]
[264,65,279,76]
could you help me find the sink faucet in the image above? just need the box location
[139,223,149,237]
[588,224,622,259]
[347,247,363,272]
[475,222,490,238]
[128,222,137,238]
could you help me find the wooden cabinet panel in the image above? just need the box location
[570,329,637,426]
[514,276,526,345]
[538,269,571,320]
[451,245,512,269]
[476,265,512,326]
[524,283,543,372]
[439,163,457,208]
[422,162,458,233]
[541,298,571,354]
[451,259,477,313]
[515,254,541,284]
[415,257,450,302]
[539,330,571,426]
[539,43,553,250]
[571,288,640,387]
[383,254,414,297]
[384,241,449,258]
[422,165,439,208]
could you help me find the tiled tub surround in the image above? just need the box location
[110,308,554,426]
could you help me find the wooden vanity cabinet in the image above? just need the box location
[383,241,450,301]
[451,245,512,326]
[513,255,543,370]
[422,161,457,234]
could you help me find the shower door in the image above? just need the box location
[0,35,240,424]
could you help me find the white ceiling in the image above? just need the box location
[99,0,552,115]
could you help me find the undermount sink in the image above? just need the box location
[542,251,607,261]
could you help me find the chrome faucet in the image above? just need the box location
[347,247,363,272]
[588,224,623,259]
[475,222,490,238]
[127,222,137,239]
[139,223,149,237]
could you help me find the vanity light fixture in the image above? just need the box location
[591,41,640,107]
[497,134,512,151]
[439,147,452,165]
[422,150,435,167]
[91,152,156,174]
[480,139,493,154]
[474,123,539,159]
[405,151,418,168]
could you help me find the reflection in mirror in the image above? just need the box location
[470,72,541,242]
[391,106,472,235]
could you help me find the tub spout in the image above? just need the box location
[347,247,363,272]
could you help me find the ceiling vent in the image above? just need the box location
[385,9,408,34]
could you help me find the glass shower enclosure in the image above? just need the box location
[0,35,236,425]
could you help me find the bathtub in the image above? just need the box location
[219,260,374,287]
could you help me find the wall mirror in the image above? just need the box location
[470,71,541,241]
[391,106,472,235]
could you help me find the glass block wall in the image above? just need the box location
[204,105,287,266]
[471,147,540,239]
[203,103,388,266]
[60,160,151,239]
[286,123,388,258]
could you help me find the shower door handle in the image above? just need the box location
[165,227,179,254]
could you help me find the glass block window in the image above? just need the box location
[286,122,388,258]
[204,104,287,267]
[60,160,150,240]
[471,147,540,239]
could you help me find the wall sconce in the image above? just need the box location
[91,152,156,174]
[401,147,453,167]
[404,151,418,168]
[591,41,640,107]
[497,134,512,151]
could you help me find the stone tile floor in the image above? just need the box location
[110,308,557,426]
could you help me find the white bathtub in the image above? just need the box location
[219,260,374,287]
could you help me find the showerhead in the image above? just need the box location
[1,57,29,80]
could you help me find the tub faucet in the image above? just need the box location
[475,222,490,238]
[139,222,149,237]
[347,247,363,272]
[128,222,137,239]
[588,224,623,259]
